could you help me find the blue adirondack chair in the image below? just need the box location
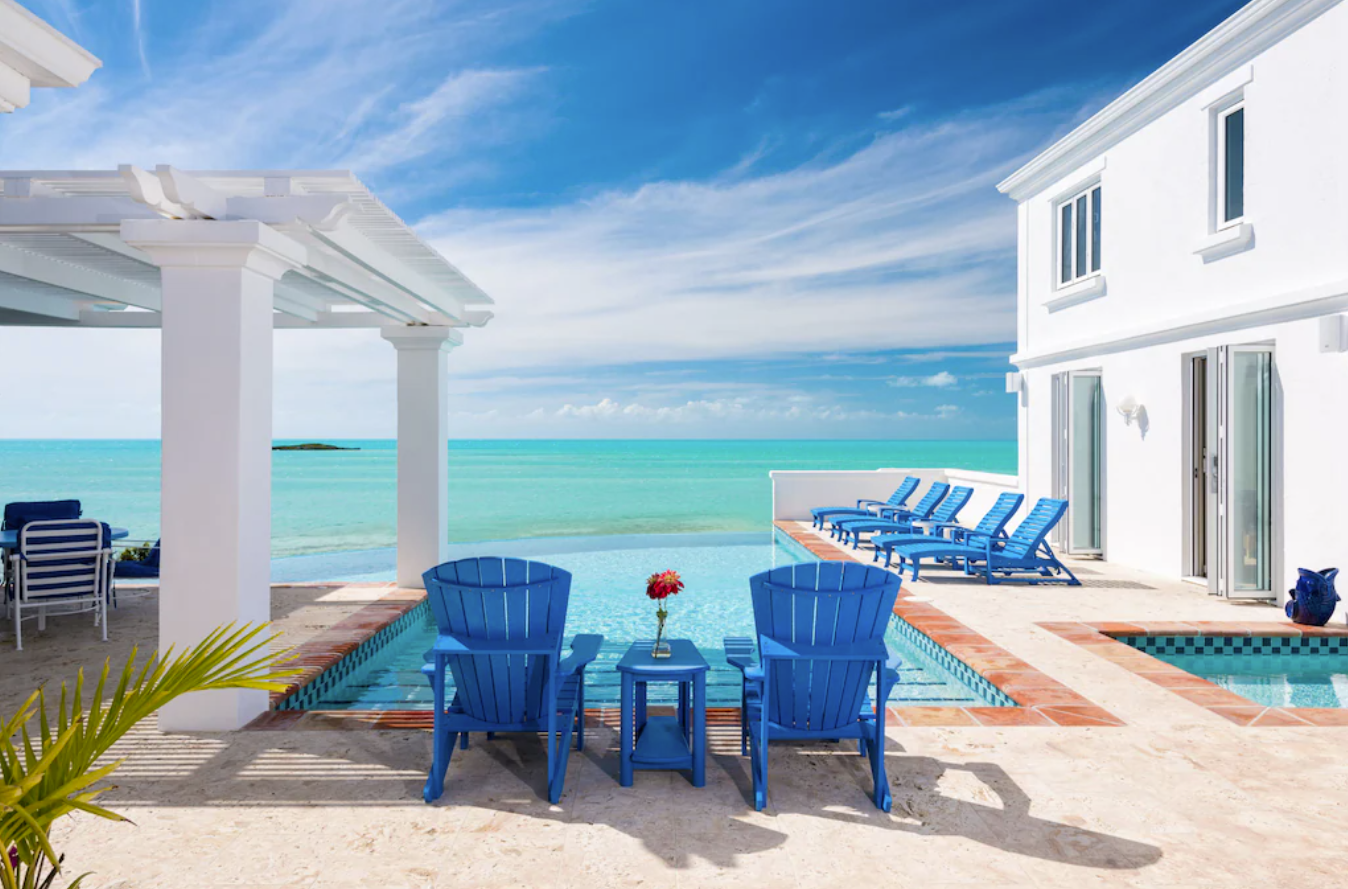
[836,484,970,548]
[889,498,1080,585]
[724,562,903,812]
[810,475,919,529]
[871,492,1024,567]
[421,557,603,804]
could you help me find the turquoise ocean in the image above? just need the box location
[0,440,1016,558]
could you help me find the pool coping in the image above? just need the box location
[250,527,1122,731]
[1039,621,1348,727]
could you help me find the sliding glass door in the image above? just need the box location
[1052,370,1103,555]
[1204,345,1275,599]
[1226,347,1273,595]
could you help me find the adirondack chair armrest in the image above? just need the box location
[928,521,964,534]
[428,635,558,657]
[558,634,604,677]
[879,507,914,520]
[855,498,887,508]
[759,637,889,662]
[723,636,757,672]
[880,652,902,695]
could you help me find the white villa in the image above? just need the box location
[997,0,1348,606]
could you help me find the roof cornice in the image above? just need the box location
[997,0,1341,202]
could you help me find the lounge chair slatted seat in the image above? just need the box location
[834,484,971,548]
[809,476,919,529]
[829,481,949,540]
[888,498,1079,585]
[871,492,1024,566]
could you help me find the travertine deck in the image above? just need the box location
[4,534,1347,888]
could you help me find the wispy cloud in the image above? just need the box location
[0,0,561,180]
[888,371,958,388]
[419,93,1076,380]
[131,0,150,78]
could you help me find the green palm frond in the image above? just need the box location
[0,623,297,888]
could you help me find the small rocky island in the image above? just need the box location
[272,443,360,451]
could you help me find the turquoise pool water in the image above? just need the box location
[1121,636,1348,708]
[285,531,1011,710]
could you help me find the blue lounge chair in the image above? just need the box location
[872,492,1024,566]
[724,561,903,812]
[420,557,603,804]
[810,475,919,529]
[889,498,1079,585]
[830,480,949,540]
[114,539,160,578]
[836,484,970,548]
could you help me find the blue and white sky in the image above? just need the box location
[2,0,1244,439]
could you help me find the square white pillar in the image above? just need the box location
[122,220,305,731]
[381,326,460,589]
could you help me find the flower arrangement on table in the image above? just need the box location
[646,569,684,658]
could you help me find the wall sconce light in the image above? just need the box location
[1116,395,1142,424]
[1005,372,1023,394]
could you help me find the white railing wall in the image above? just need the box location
[770,467,1022,523]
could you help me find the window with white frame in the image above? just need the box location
[1056,183,1102,286]
[1216,101,1245,226]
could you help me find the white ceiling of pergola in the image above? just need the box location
[0,166,493,329]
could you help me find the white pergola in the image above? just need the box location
[0,165,494,730]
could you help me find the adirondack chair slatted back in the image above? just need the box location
[424,558,572,725]
[909,482,949,519]
[930,486,972,523]
[17,519,107,602]
[1002,499,1069,558]
[886,476,920,507]
[749,562,901,733]
[972,493,1025,537]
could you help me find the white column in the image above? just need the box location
[122,219,304,731]
[381,326,460,589]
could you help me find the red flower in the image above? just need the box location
[645,569,684,601]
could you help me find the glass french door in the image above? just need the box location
[1206,345,1275,599]
[1051,370,1103,554]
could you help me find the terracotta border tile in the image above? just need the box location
[1040,620,1348,727]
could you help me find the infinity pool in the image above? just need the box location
[279,531,1012,711]
[1120,635,1348,708]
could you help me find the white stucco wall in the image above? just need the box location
[1011,0,1348,609]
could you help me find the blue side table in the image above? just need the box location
[616,639,709,787]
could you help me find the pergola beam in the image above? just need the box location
[0,241,160,310]
[311,224,470,320]
[0,287,82,320]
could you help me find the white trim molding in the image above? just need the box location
[1012,276,1348,368]
[1045,274,1107,311]
[997,0,1339,201]
[1194,221,1255,262]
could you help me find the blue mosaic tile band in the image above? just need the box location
[1118,635,1348,657]
[890,614,1017,708]
[274,601,430,711]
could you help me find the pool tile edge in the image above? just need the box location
[1040,621,1348,727]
